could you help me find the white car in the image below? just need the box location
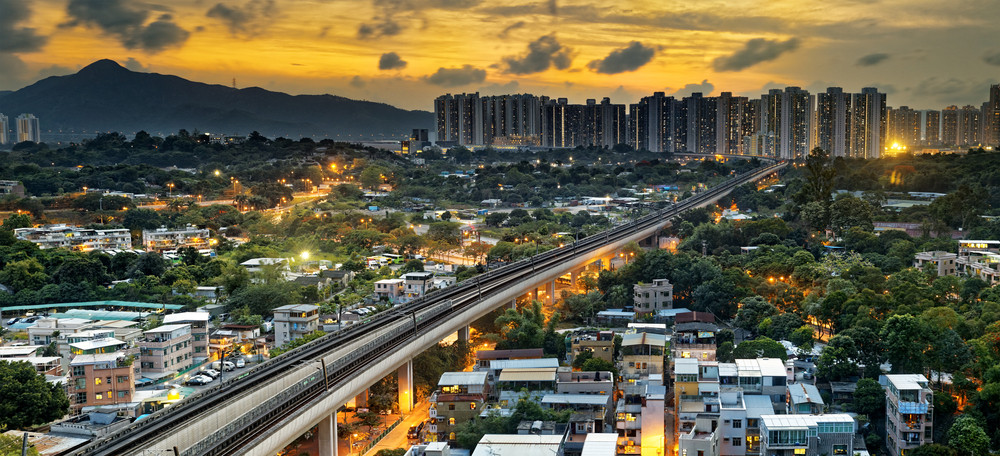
[202,369,220,379]
[222,361,235,371]
[235,358,246,368]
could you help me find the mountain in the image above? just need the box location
[0,60,432,140]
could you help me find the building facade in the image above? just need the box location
[142,225,212,252]
[14,225,133,251]
[273,304,319,347]
[139,324,193,375]
[884,374,934,456]
[632,279,673,317]
[16,113,40,143]
[69,352,137,412]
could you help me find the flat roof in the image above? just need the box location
[761,414,854,430]
[273,304,320,312]
[744,395,775,418]
[438,371,488,386]
[58,309,147,321]
[0,300,182,312]
[0,346,43,357]
[145,324,190,334]
[488,358,559,370]
[2,431,88,455]
[476,348,543,360]
[541,394,611,406]
[596,309,634,317]
[788,383,824,405]
[885,374,929,390]
[736,358,786,377]
[69,338,125,350]
[581,433,618,456]
[674,358,699,375]
[471,434,564,456]
[621,332,666,347]
[498,367,557,382]
[163,312,211,323]
[70,353,124,365]
[719,363,737,376]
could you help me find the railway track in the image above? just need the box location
[73,161,785,456]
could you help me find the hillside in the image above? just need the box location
[0,60,432,140]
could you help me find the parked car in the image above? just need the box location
[186,375,212,386]
[201,369,220,379]
[222,361,235,371]
[235,358,246,368]
[5,318,18,325]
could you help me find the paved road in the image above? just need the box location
[362,400,431,456]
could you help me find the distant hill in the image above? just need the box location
[0,60,432,140]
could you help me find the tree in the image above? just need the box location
[909,444,957,456]
[399,259,424,274]
[0,258,49,292]
[581,358,617,379]
[128,252,167,278]
[0,361,70,429]
[816,335,858,381]
[0,433,40,456]
[731,337,786,361]
[880,314,927,373]
[853,378,885,418]
[946,416,989,456]
[734,296,777,334]
[830,196,875,237]
[789,325,814,347]
[840,326,884,378]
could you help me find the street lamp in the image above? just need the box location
[167,183,174,197]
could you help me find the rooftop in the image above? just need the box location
[744,395,776,418]
[736,358,786,377]
[69,338,125,351]
[581,433,618,456]
[438,371,488,386]
[674,358,699,375]
[621,332,666,347]
[788,383,824,405]
[471,434,564,456]
[162,312,211,323]
[498,367,557,382]
[476,348,543,360]
[540,394,611,406]
[273,304,320,312]
[70,353,125,365]
[488,358,559,371]
[144,324,190,334]
[885,374,930,390]
[761,414,854,430]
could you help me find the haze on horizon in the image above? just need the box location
[2,0,999,111]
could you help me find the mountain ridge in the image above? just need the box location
[0,60,432,140]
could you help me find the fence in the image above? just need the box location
[361,417,404,455]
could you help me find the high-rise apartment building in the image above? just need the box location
[958,105,982,146]
[0,113,8,145]
[888,106,921,148]
[717,92,750,155]
[758,87,813,159]
[817,87,852,157]
[941,106,958,145]
[924,110,940,144]
[684,93,717,154]
[988,84,1000,147]
[850,88,887,158]
[633,92,685,153]
[16,113,40,143]
[481,94,541,146]
[434,93,482,146]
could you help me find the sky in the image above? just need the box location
[2,0,999,111]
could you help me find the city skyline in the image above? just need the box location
[2,0,1000,111]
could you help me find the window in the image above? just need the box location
[794,450,806,455]
[75,378,86,389]
[732,437,741,446]
[448,418,455,425]
[96,393,103,400]
[72,366,86,376]
[95,378,102,386]
[75,393,87,404]
[833,445,848,455]
[470,402,477,410]
[118,391,128,398]
[732,419,742,429]
[118,376,128,383]
[448,404,455,410]
[449,432,456,441]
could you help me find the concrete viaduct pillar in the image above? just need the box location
[318,413,337,456]
[398,360,413,413]
[457,325,470,342]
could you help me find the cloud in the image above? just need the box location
[587,41,655,74]
[984,51,1000,66]
[480,80,520,94]
[669,79,715,98]
[909,77,990,105]
[501,34,573,74]
[122,57,149,72]
[358,19,401,39]
[547,0,558,15]
[712,37,800,72]
[0,0,48,53]
[499,21,525,38]
[378,52,407,70]
[350,76,366,88]
[856,53,889,66]
[206,0,276,37]
[63,0,189,52]
[36,64,76,79]
[0,54,29,89]
[423,65,486,87]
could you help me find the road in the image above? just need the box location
[362,400,431,456]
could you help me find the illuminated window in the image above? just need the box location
[470,402,477,410]
[448,418,455,426]
[794,449,806,455]
[95,378,102,386]
[449,432,456,441]
[95,394,103,400]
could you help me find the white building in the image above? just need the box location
[0,113,7,145]
[883,374,933,456]
[272,304,319,347]
[142,225,212,252]
[14,225,132,251]
[632,279,673,317]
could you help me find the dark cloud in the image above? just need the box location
[357,19,401,39]
[379,52,408,70]
[712,37,800,71]
[0,0,48,53]
[122,57,149,72]
[206,0,276,37]
[423,65,486,87]
[587,41,654,74]
[63,0,189,52]
[669,79,715,98]
[856,53,890,66]
[501,34,573,74]
[910,77,990,105]
[36,64,76,79]
[0,54,29,89]
[481,80,520,94]
[984,51,1000,66]
[547,0,557,15]
[499,21,525,38]
[350,76,366,88]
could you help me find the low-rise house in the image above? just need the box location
[14,225,132,251]
[68,352,136,412]
[432,371,490,443]
[883,374,934,456]
[569,331,615,365]
[759,414,855,456]
[162,312,211,361]
[632,279,673,316]
[787,382,824,414]
[142,225,211,252]
[373,278,405,302]
[138,324,192,376]
[272,304,319,347]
